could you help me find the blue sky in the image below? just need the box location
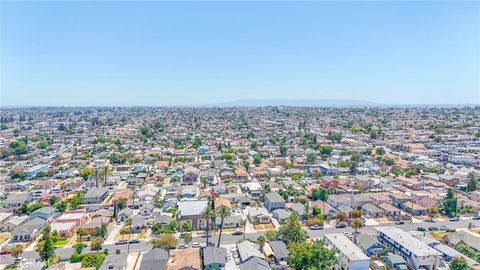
[1,1,479,106]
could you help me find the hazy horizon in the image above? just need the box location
[1,1,479,106]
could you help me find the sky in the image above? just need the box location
[1,1,479,106]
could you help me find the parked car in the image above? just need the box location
[428,226,438,231]
[449,217,460,222]
[232,231,243,236]
[0,250,11,255]
[115,240,128,245]
[425,219,435,223]
[335,223,347,229]
[177,244,187,249]
[472,216,480,220]
[395,221,405,225]
[417,227,426,231]
[192,242,200,248]
[439,226,449,231]
[309,224,323,230]
[14,257,27,264]
[129,239,140,244]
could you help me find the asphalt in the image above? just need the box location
[1,218,479,266]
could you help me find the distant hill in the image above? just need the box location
[212,99,378,107]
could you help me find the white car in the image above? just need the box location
[192,242,200,248]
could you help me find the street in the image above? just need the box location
[2,218,478,266]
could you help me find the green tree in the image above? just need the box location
[74,242,84,254]
[79,167,93,180]
[450,256,470,270]
[319,145,334,156]
[91,237,104,252]
[184,233,193,246]
[202,206,216,246]
[288,240,337,270]
[55,201,68,213]
[277,213,307,244]
[375,147,385,155]
[328,132,343,143]
[467,172,478,192]
[39,234,55,261]
[351,218,364,233]
[150,234,177,249]
[253,154,262,166]
[181,222,192,232]
[216,205,231,247]
[256,236,266,249]
[10,244,24,261]
[442,188,458,218]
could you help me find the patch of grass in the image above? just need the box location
[54,237,69,247]
[0,232,12,244]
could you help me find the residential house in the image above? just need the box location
[214,215,241,229]
[324,233,370,270]
[82,187,109,204]
[169,248,201,270]
[117,208,133,222]
[377,203,402,218]
[29,207,59,221]
[237,241,265,263]
[272,208,290,223]
[376,227,442,270]
[1,215,28,232]
[11,217,47,242]
[247,207,271,224]
[268,241,289,264]
[442,230,480,253]
[355,234,385,256]
[4,193,30,209]
[361,203,384,218]
[384,254,408,270]
[139,248,168,270]
[239,257,270,270]
[203,246,227,270]
[176,200,209,230]
[139,203,154,216]
[264,192,286,212]
[401,202,426,216]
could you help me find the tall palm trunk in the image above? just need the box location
[217,217,224,247]
[205,218,210,245]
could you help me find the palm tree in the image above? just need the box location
[101,165,113,187]
[125,218,132,254]
[202,207,216,246]
[216,205,231,247]
[240,218,247,241]
[93,168,101,188]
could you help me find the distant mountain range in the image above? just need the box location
[211,99,378,107]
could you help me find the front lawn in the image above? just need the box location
[54,237,69,247]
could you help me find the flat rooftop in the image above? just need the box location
[324,233,369,262]
[375,226,442,257]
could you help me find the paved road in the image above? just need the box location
[2,219,479,266]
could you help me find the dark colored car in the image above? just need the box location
[115,240,128,245]
[395,221,405,225]
[472,216,480,220]
[232,231,243,236]
[129,239,140,244]
[428,226,438,231]
[417,227,426,231]
[335,223,347,229]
